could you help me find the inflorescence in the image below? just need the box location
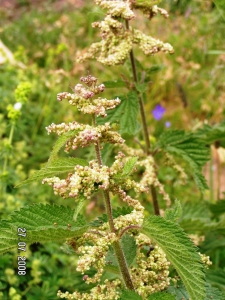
[42,74,174,299]
[77,0,174,66]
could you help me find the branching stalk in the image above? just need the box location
[119,225,141,239]
[125,20,160,216]
[91,114,135,290]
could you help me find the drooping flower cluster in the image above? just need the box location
[46,122,124,151]
[188,234,205,246]
[94,0,135,20]
[133,29,173,55]
[94,0,166,20]
[77,16,133,66]
[75,231,118,283]
[66,229,171,299]
[120,145,171,206]
[46,74,172,300]
[57,74,121,117]
[57,279,121,300]
[62,158,146,287]
[65,194,170,299]
[77,1,173,66]
[43,151,147,201]
[43,162,110,198]
[199,253,212,269]
[109,186,145,231]
[138,156,155,187]
[133,1,169,19]
[130,233,171,299]
[165,153,188,184]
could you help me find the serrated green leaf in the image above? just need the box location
[213,0,225,20]
[112,206,134,219]
[103,80,127,88]
[73,195,87,221]
[135,82,149,93]
[178,219,208,234]
[0,223,18,254]
[119,290,142,300]
[209,200,225,216]
[148,292,175,300]
[206,269,225,290]
[205,283,225,300]
[178,202,212,233]
[97,91,140,135]
[167,281,191,300]
[101,143,115,165]
[120,234,137,265]
[181,202,211,222]
[60,242,76,255]
[202,233,225,253]
[155,130,210,192]
[146,65,164,74]
[165,199,182,222]
[15,157,88,187]
[48,130,80,163]
[114,157,138,179]
[122,157,138,176]
[0,204,88,254]
[195,121,225,147]
[134,57,145,71]
[141,216,205,300]
[168,281,225,300]
[90,206,133,227]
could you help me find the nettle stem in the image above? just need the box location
[1,123,15,195]
[3,123,15,173]
[91,114,135,290]
[125,20,160,216]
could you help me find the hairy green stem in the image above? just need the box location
[3,123,15,173]
[125,20,160,216]
[216,147,221,201]
[1,123,15,195]
[91,114,135,290]
[92,114,103,167]
[209,147,214,203]
[119,225,141,239]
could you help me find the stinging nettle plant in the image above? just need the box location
[2,1,224,299]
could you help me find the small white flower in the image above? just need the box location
[14,102,22,110]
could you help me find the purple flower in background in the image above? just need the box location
[165,121,171,128]
[152,104,165,120]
